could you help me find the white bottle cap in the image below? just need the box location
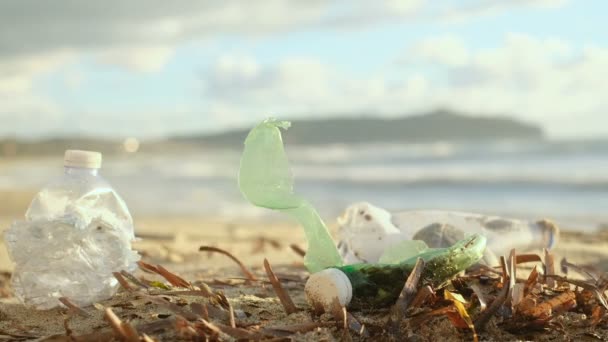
[64,150,102,169]
[305,268,353,310]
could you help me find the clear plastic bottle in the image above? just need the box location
[337,202,559,266]
[4,150,140,309]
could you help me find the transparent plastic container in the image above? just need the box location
[337,202,559,266]
[4,150,139,309]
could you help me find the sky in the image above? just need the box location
[0,0,606,139]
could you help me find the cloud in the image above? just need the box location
[95,45,175,73]
[407,34,470,67]
[0,0,421,100]
[0,93,65,137]
[203,33,608,137]
[0,51,76,137]
[204,56,388,118]
[0,1,584,137]
[439,0,569,22]
[0,1,566,66]
[0,51,75,93]
[0,0,571,95]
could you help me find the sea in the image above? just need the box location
[1,138,607,231]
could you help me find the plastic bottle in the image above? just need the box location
[305,234,486,310]
[4,150,140,309]
[337,202,559,266]
[239,119,343,273]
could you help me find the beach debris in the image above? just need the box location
[113,272,135,292]
[137,261,191,288]
[199,246,257,281]
[58,297,91,318]
[519,290,577,321]
[263,258,298,315]
[337,202,430,265]
[4,150,140,309]
[305,234,486,311]
[337,201,560,266]
[386,257,425,332]
[105,307,140,342]
[545,248,556,289]
[290,243,306,257]
[120,270,151,290]
[251,236,282,254]
[329,297,367,337]
[238,118,343,272]
[1,245,606,341]
[445,290,478,341]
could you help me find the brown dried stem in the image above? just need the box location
[112,272,133,291]
[474,256,511,332]
[289,244,306,257]
[263,258,298,315]
[199,246,257,281]
[58,297,90,318]
[137,261,191,288]
[387,257,425,332]
[104,308,140,342]
[544,249,556,289]
[120,270,150,289]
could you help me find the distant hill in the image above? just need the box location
[172,110,544,146]
[0,111,544,156]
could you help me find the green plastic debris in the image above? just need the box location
[238,119,343,273]
[305,234,487,310]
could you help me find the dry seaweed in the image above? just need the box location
[4,239,608,342]
[263,258,298,315]
[112,272,134,292]
[386,257,425,333]
[137,261,191,288]
[251,236,282,254]
[474,256,511,332]
[104,308,139,342]
[289,244,306,257]
[58,297,90,318]
[199,246,258,281]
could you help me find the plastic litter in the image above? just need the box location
[305,234,486,310]
[4,150,140,309]
[238,119,343,273]
[337,201,559,266]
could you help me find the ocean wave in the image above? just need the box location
[285,139,608,164]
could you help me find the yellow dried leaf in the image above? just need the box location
[446,291,468,304]
[149,281,171,290]
[445,290,478,342]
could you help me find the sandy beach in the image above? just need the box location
[1,189,608,340]
[1,188,608,274]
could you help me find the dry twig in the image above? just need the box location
[474,256,511,331]
[387,257,425,332]
[112,272,133,291]
[263,258,298,314]
[199,246,257,281]
[289,244,306,257]
[544,249,556,289]
[104,308,139,342]
[58,297,90,318]
[137,261,190,288]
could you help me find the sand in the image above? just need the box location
[1,189,608,340]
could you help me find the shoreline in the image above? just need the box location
[1,214,608,273]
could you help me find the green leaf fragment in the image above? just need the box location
[149,281,171,290]
[238,118,343,272]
